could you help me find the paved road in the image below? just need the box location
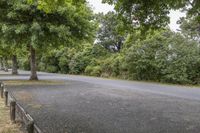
[1,70,200,133]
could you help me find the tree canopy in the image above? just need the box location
[0,0,200,85]
[102,0,200,30]
[0,0,96,80]
[96,12,125,52]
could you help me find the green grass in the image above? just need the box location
[4,80,65,86]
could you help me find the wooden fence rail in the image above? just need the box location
[0,82,43,133]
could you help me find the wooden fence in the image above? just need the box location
[0,82,43,133]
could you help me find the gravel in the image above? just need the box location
[7,80,200,133]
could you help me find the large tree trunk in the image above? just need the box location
[0,57,4,70]
[12,55,18,75]
[29,45,38,80]
[4,57,8,72]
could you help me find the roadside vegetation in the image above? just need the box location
[31,28,199,85]
[18,16,200,85]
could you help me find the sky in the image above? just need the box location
[87,0,186,31]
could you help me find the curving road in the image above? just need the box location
[1,70,200,133]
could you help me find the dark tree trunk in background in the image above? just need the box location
[12,55,18,75]
[30,45,38,80]
[4,57,8,72]
[0,57,4,70]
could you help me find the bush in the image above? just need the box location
[38,62,46,71]
[125,31,200,84]
[100,54,126,77]
[85,65,102,77]
[18,58,30,70]
[58,57,69,74]
[69,52,91,74]
[91,66,102,76]
[85,65,93,75]
[46,65,58,73]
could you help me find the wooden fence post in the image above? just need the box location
[0,82,4,98]
[4,90,8,106]
[10,100,16,123]
[26,120,34,133]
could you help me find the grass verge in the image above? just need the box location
[4,80,65,86]
[0,98,22,133]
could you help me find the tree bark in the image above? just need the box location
[0,57,4,70]
[29,45,38,80]
[12,55,18,75]
[4,57,8,72]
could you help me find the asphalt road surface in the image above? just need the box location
[1,70,200,133]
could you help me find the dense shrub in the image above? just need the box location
[126,31,200,84]
[69,48,92,74]
[85,65,102,76]
[18,29,200,85]
[58,56,70,74]
[18,58,30,70]
[91,66,102,76]
[85,65,93,75]
[46,65,58,73]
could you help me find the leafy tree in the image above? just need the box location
[0,46,6,71]
[125,30,200,84]
[163,33,200,84]
[0,32,19,74]
[16,27,200,85]
[179,17,200,42]
[96,12,125,52]
[69,45,93,74]
[0,0,96,80]
[0,45,10,72]
[38,47,71,73]
[103,0,200,30]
